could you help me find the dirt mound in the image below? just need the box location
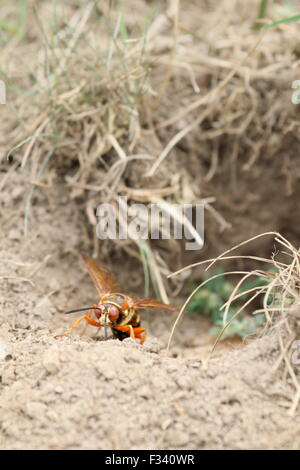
[1,323,300,449]
[0,0,300,450]
[0,172,299,450]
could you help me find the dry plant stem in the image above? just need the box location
[106,134,128,198]
[146,245,170,305]
[157,57,200,93]
[21,119,49,168]
[147,27,267,178]
[155,0,180,104]
[120,184,180,202]
[209,289,264,358]
[221,271,270,326]
[54,3,94,79]
[275,236,298,256]
[168,254,286,278]
[205,203,232,232]
[13,4,94,166]
[277,329,300,416]
[154,197,204,249]
[166,270,251,351]
[147,96,214,177]
[220,279,273,312]
[205,232,282,272]
[189,55,285,81]
[205,140,219,182]
[278,259,298,306]
[156,30,266,130]
[113,198,170,304]
[168,230,300,395]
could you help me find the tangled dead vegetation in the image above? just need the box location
[1,1,299,288]
[168,231,300,414]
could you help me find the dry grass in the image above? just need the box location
[0,0,300,300]
[168,231,300,413]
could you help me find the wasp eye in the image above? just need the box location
[108,305,119,322]
[95,305,105,318]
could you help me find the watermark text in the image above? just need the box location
[96,197,204,251]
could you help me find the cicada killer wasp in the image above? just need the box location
[55,255,177,344]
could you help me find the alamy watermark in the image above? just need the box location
[291,79,300,104]
[96,196,204,251]
[0,80,6,104]
[0,78,299,106]
[291,340,300,366]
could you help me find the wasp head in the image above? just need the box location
[96,303,120,324]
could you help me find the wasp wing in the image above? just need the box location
[81,254,118,297]
[130,298,177,312]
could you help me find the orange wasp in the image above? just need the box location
[55,255,177,344]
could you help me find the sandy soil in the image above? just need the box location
[0,172,300,450]
[0,0,300,450]
[1,318,300,449]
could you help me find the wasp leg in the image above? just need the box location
[81,306,100,337]
[114,325,135,339]
[133,327,147,344]
[55,315,101,338]
[113,324,135,340]
[113,325,146,344]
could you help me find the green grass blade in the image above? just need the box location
[263,13,300,28]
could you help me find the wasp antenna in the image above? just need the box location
[63,307,102,315]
